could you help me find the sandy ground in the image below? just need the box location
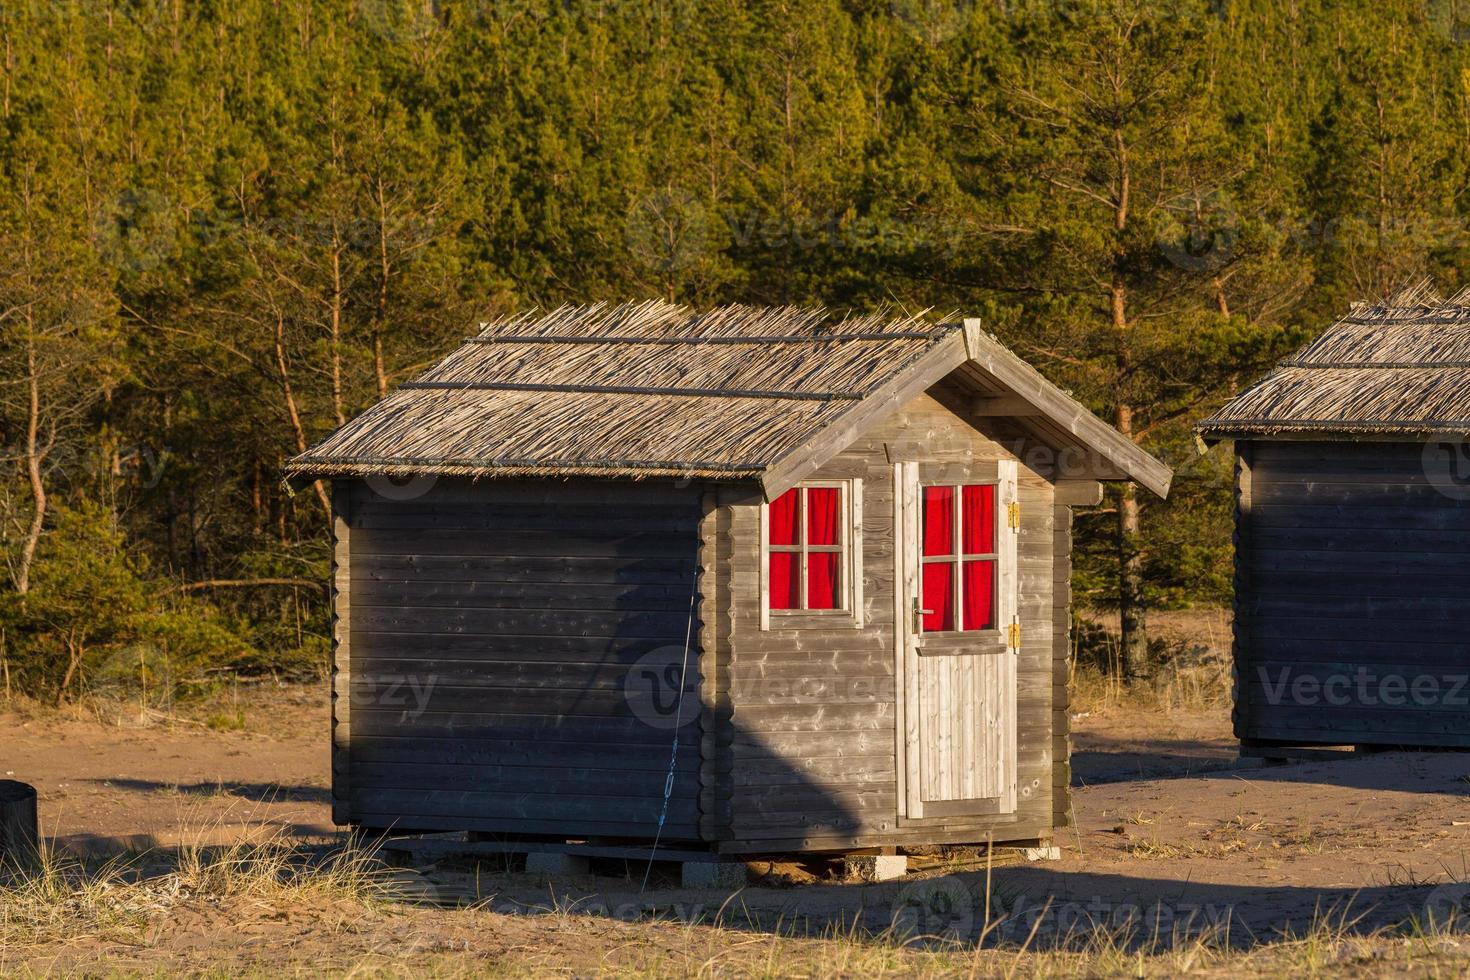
[4,686,335,852]
[5,617,1470,971]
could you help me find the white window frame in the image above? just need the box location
[759,478,864,630]
[919,482,1001,636]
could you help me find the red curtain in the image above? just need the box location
[806,488,840,608]
[922,486,954,556]
[920,484,999,632]
[922,562,954,632]
[963,560,996,630]
[769,488,799,545]
[769,489,800,609]
[769,552,799,609]
[962,484,995,554]
[808,553,839,609]
[807,488,839,544]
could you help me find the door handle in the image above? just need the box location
[911,597,934,634]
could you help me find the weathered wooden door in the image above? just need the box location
[895,460,1019,819]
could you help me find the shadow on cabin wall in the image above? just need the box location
[343,475,866,844]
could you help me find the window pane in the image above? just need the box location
[922,561,955,632]
[807,552,840,610]
[963,560,996,631]
[922,486,954,557]
[769,552,799,610]
[769,488,800,546]
[962,484,995,554]
[807,487,840,545]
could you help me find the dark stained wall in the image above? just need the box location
[1236,440,1470,747]
[332,478,706,839]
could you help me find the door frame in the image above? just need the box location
[893,459,1020,821]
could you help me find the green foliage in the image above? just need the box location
[0,500,255,702]
[0,1,1466,695]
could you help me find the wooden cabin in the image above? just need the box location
[1198,282,1470,754]
[288,303,1170,866]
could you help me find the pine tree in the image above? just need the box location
[951,0,1302,678]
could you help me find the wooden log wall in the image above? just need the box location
[1236,440,1470,747]
[1052,500,1074,831]
[332,478,707,839]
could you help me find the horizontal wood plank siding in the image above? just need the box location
[1238,441,1470,746]
[722,391,1058,847]
[338,477,705,839]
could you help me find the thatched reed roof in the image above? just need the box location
[1198,280,1470,439]
[289,301,1172,498]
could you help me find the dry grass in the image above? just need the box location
[0,829,390,953]
[0,675,323,740]
[1070,608,1233,717]
[3,828,1468,977]
[1071,654,1232,718]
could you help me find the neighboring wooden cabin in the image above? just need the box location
[1199,282,1470,754]
[289,303,1169,859]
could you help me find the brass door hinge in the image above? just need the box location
[1006,501,1021,529]
[1007,620,1021,649]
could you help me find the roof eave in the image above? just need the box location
[758,329,970,500]
[959,321,1173,498]
[1195,420,1470,441]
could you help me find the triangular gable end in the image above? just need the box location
[757,319,1172,501]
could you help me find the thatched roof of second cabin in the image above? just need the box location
[289,301,1171,498]
[1198,280,1470,440]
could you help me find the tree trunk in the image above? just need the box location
[329,225,347,428]
[1116,470,1149,683]
[372,178,391,399]
[273,309,332,517]
[1112,280,1149,682]
[56,640,82,706]
[1107,123,1147,681]
[15,317,45,595]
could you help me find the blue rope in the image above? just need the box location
[641,581,697,893]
